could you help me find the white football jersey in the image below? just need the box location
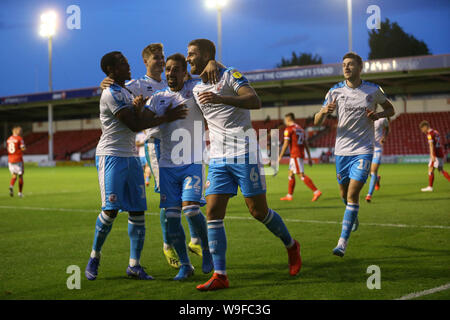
[374,117,389,149]
[125,75,167,98]
[322,80,387,156]
[145,79,204,167]
[193,67,254,159]
[126,75,167,142]
[96,84,136,157]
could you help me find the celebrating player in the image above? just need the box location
[419,120,450,192]
[365,117,389,202]
[187,39,302,291]
[278,113,322,202]
[85,51,187,281]
[7,126,26,198]
[146,53,213,280]
[100,43,219,269]
[314,52,395,257]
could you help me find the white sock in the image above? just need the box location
[215,270,227,275]
[190,237,200,245]
[90,250,101,259]
[129,258,139,267]
[338,238,347,249]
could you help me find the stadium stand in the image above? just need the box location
[0,129,101,160]
[383,111,450,155]
[309,111,450,155]
[1,54,449,163]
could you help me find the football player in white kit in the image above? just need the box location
[85,51,187,281]
[145,53,213,280]
[365,117,389,202]
[100,44,220,269]
[315,52,395,257]
[187,39,302,291]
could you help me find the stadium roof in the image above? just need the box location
[1,54,449,122]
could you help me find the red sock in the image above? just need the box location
[428,172,434,187]
[10,177,16,187]
[442,170,450,182]
[18,177,23,192]
[288,176,296,195]
[302,175,318,192]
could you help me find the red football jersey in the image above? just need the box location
[427,129,444,158]
[284,124,305,158]
[6,135,25,163]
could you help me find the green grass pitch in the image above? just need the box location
[0,163,449,300]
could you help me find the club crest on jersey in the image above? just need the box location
[215,83,223,91]
[108,194,117,203]
[232,71,243,79]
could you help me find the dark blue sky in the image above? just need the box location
[1,0,449,96]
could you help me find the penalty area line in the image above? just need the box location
[0,205,450,230]
[396,282,450,300]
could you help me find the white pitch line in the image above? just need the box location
[396,283,450,300]
[0,205,449,230]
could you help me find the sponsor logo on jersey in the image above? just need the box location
[232,71,243,79]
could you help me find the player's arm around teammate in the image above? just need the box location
[188,40,301,292]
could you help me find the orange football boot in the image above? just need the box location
[311,190,322,202]
[196,272,229,291]
[280,194,293,201]
[375,176,381,191]
[287,239,302,276]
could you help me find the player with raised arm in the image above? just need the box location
[7,126,26,198]
[100,43,219,269]
[187,39,302,291]
[146,53,213,280]
[365,117,389,202]
[279,113,322,202]
[314,52,395,257]
[419,121,450,192]
[85,51,186,281]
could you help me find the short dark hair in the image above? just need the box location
[101,51,122,75]
[188,39,216,60]
[343,52,363,67]
[285,113,295,121]
[419,120,430,128]
[166,53,187,72]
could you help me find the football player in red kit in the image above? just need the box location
[7,126,26,197]
[278,113,322,201]
[419,121,450,192]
